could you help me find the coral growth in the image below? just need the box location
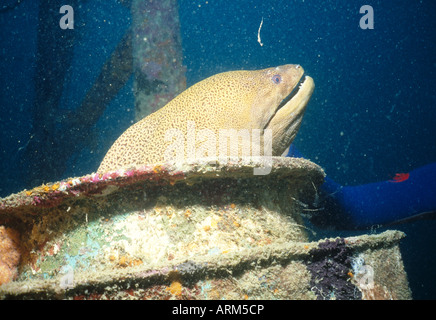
[307,238,361,300]
[0,226,21,285]
[0,163,186,220]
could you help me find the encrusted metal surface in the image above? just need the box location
[0,157,411,299]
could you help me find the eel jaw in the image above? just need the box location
[266,75,315,155]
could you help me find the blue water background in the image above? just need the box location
[0,0,435,298]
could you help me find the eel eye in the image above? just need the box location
[272,74,282,84]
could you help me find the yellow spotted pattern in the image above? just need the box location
[98,65,306,173]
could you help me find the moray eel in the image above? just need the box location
[98,64,314,173]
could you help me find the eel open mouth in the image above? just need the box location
[264,73,314,144]
[264,74,313,131]
[277,75,309,111]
